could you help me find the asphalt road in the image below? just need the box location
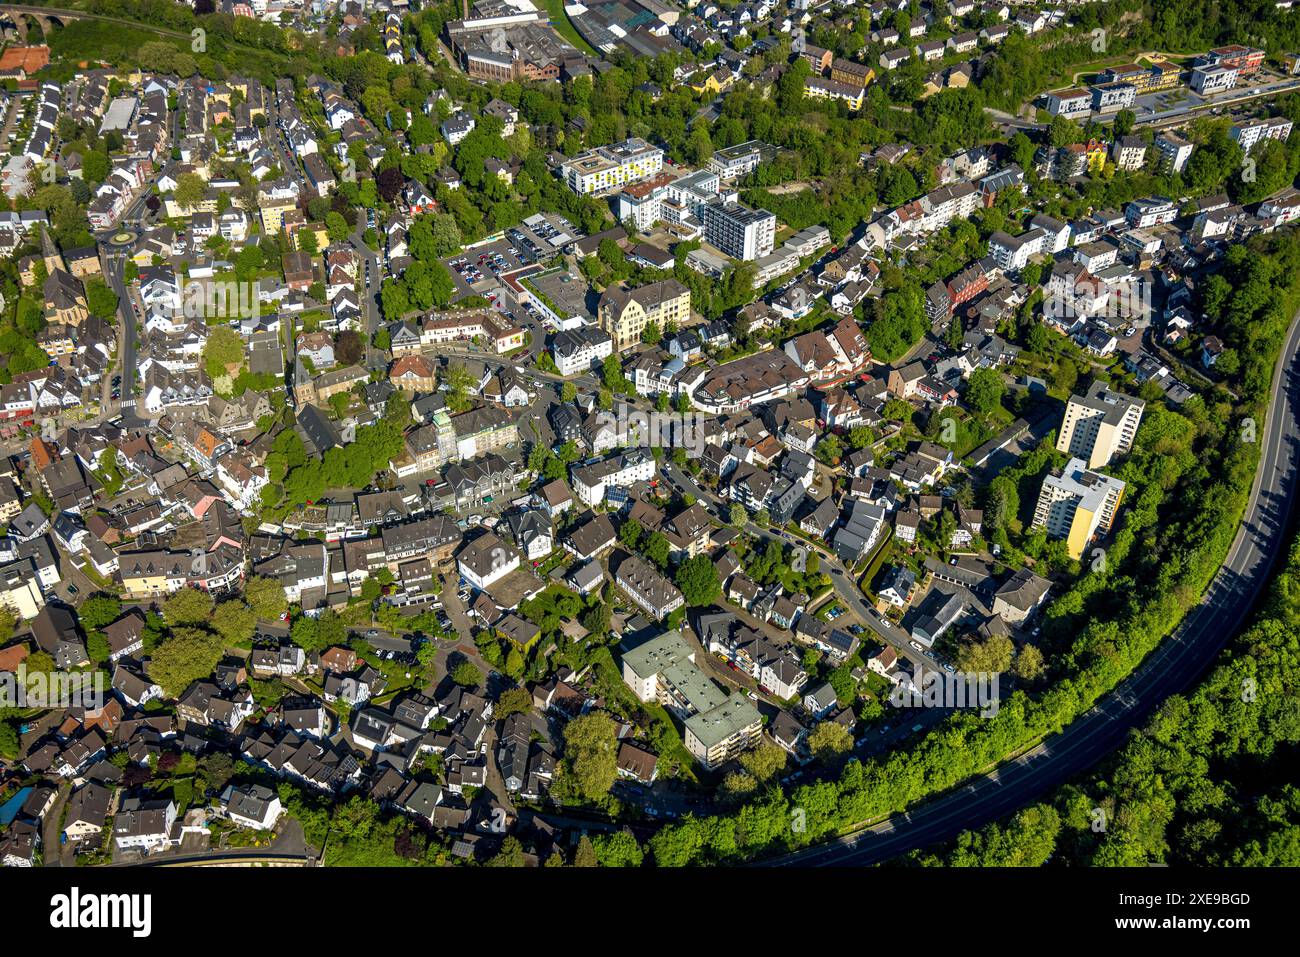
[766,309,1300,866]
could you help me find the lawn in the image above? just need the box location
[536,0,599,57]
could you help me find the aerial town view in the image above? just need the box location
[0,0,1293,931]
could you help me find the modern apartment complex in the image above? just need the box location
[1032,458,1127,560]
[560,137,665,195]
[702,200,777,261]
[1056,382,1145,469]
[1155,132,1195,174]
[620,630,761,769]
[709,139,775,181]
[1230,117,1295,153]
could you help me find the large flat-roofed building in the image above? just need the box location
[567,0,684,58]
[709,140,776,181]
[621,629,760,769]
[1099,61,1180,93]
[1057,381,1145,469]
[1090,81,1136,114]
[1197,44,1265,77]
[560,137,665,195]
[622,629,695,703]
[702,200,776,261]
[520,267,594,327]
[1032,458,1126,560]
[1230,117,1295,153]
[1191,63,1239,95]
[684,697,762,770]
[1044,88,1091,119]
[1155,132,1195,174]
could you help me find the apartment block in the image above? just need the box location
[1032,458,1127,560]
[702,200,776,261]
[1230,117,1294,153]
[1056,382,1145,469]
[621,630,761,770]
[560,138,665,195]
[1155,132,1194,174]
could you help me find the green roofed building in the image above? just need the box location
[621,629,762,770]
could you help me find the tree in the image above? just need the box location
[642,531,671,570]
[807,721,852,763]
[847,426,875,451]
[444,363,476,413]
[77,595,122,631]
[814,434,842,466]
[164,588,214,626]
[85,280,120,320]
[591,830,644,867]
[739,741,787,783]
[560,381,577,402]
[335,330,364,366]
[245,576,288,621]
[451,660,482,688]
[1013,645,1046,682]
[572,835,598,867]
[966,367,1005,416]
[728,503,748,528]
[488,836,525,867]
[955,635,1015,673]
[675,554,721,606]
[326,211,350,242]
[601,354,627,393]
[495,687,532,718]
[87,631,110,664]
[561,713,618,803]
[212,600,257,647]
[147,626,225,697]
[173,172,207,209]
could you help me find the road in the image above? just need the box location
[766,308,1300,866]
[1135,74,1300,129]
[93,107,178,419]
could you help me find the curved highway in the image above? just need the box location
[769,312,1300,866]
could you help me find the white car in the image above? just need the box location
[909,641,923,652]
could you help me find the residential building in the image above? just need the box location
[560,138,665,194]
[1032,458,1127,559]
[1056,381,1145,468]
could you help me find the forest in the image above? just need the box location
[907,523,1300,867]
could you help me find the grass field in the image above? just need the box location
[536,0,600,58]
